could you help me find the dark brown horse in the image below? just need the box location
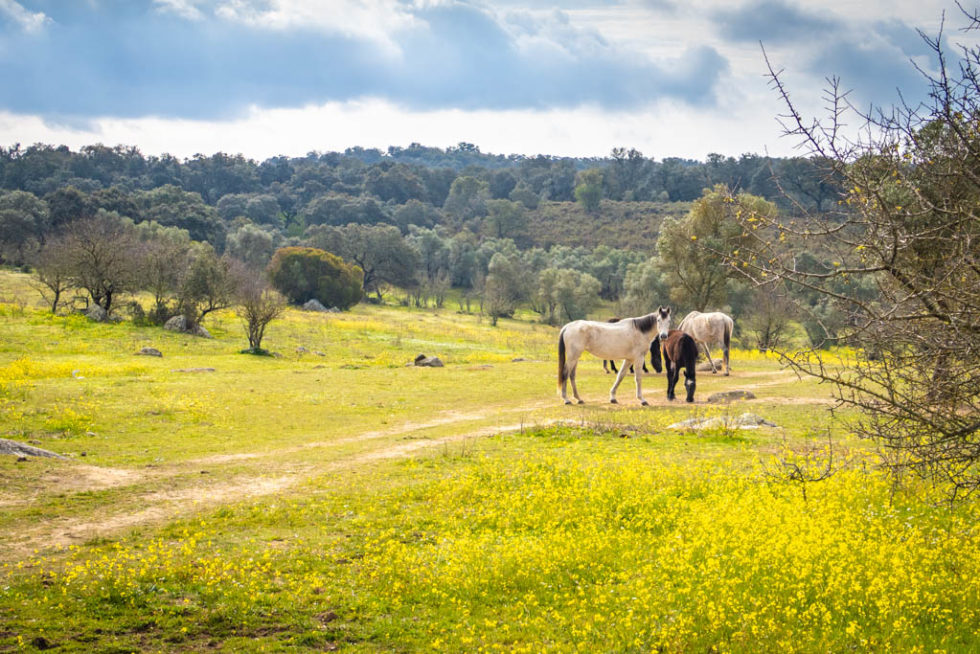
[659,329,698,402]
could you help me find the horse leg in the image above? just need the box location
[633,359,648,405]
[666,364,677,401]
[684,367,696,402]
[609,361,631,404]
[702,343,718,373]
[560,347,582,405]
[569,362,584,404]
[723,345,730,376]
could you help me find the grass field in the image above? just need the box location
[1,269,979,652]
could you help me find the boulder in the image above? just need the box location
[163,315,213,338]
[85,305,107,322]
[707,390,756,403]
[303,299,329,312]
[668,412,778,430]
[413,354,444,368]
[734,412,778,428]
[697,361,720,372]
[0,438,65,459]
[136,346,163,357]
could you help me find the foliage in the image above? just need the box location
[306,223,420,299]
[267,246,363,310]
[658,185,775,311]
[55,211,141,315]
[729,17,980,498]
[233,263,286,351]
[177,244,236,327]
[574,167,603,214]
[534,267,602,324]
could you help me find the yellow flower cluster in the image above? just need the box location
[3,436,979,651]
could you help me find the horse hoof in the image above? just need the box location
[577,400,584,405]
[564,400,572,405]
[641,400,649,406]
[609,398,618,404]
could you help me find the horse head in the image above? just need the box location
[656,306,672,340]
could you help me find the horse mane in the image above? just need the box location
[631,313,658,334]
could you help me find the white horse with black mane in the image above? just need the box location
[678,310,734,375]
[558,307,672,405]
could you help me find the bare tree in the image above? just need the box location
[234,264,286,353]
[59,211,140,315]
[31,235,74,313]
[727,14,980,498]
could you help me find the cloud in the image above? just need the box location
[807,37,930,109]
[0,0,49,33]
[153,0,206,21]
[0,1,731,120]
[714,0,841,44]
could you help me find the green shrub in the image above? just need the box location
[267,246,363,310]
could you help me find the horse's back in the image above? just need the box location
[561,318,647,359]
[680,311,732,344]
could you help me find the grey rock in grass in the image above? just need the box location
[697,361,720,372]
[172,367,216,373]
[163,315,213,338]
[136,346,163,357]
[668,412,778,430]
[0,438,65,459]
[413,354,444,368]
[85,305,108,322]
[707,390,756,403]
[303,299,329,312]
[296,346,308,354]
[735,413,778,427]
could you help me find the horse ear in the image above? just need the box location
[665,306,671,315]
[657,305,663,312]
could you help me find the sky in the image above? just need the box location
[0,0,967,162]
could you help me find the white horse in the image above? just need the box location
[678,310,734,375]
[558,307,672,405]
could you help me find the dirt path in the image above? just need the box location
[9,370,810,558]
[8,402,559,558]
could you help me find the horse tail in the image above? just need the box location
[558,328,567,389]
[684,334,699,378]
[650,334,663,373]
[724,317,732,350]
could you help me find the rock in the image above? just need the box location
[0,438,66,459]
[313,351,326,357]
[327,306,341,313]
[163,315,213,338]
[667,412,777,430]
[296,346,309,354]
[85,305,107,322]
[414,353,428,364]
[136,346,163,357]
[512,357,529,362]
[707,390,756,403]
[735,412,778,428]
[303,299,329,312]
[171,367,216,373]
[697,361,720,372]
[414,355,444,368]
